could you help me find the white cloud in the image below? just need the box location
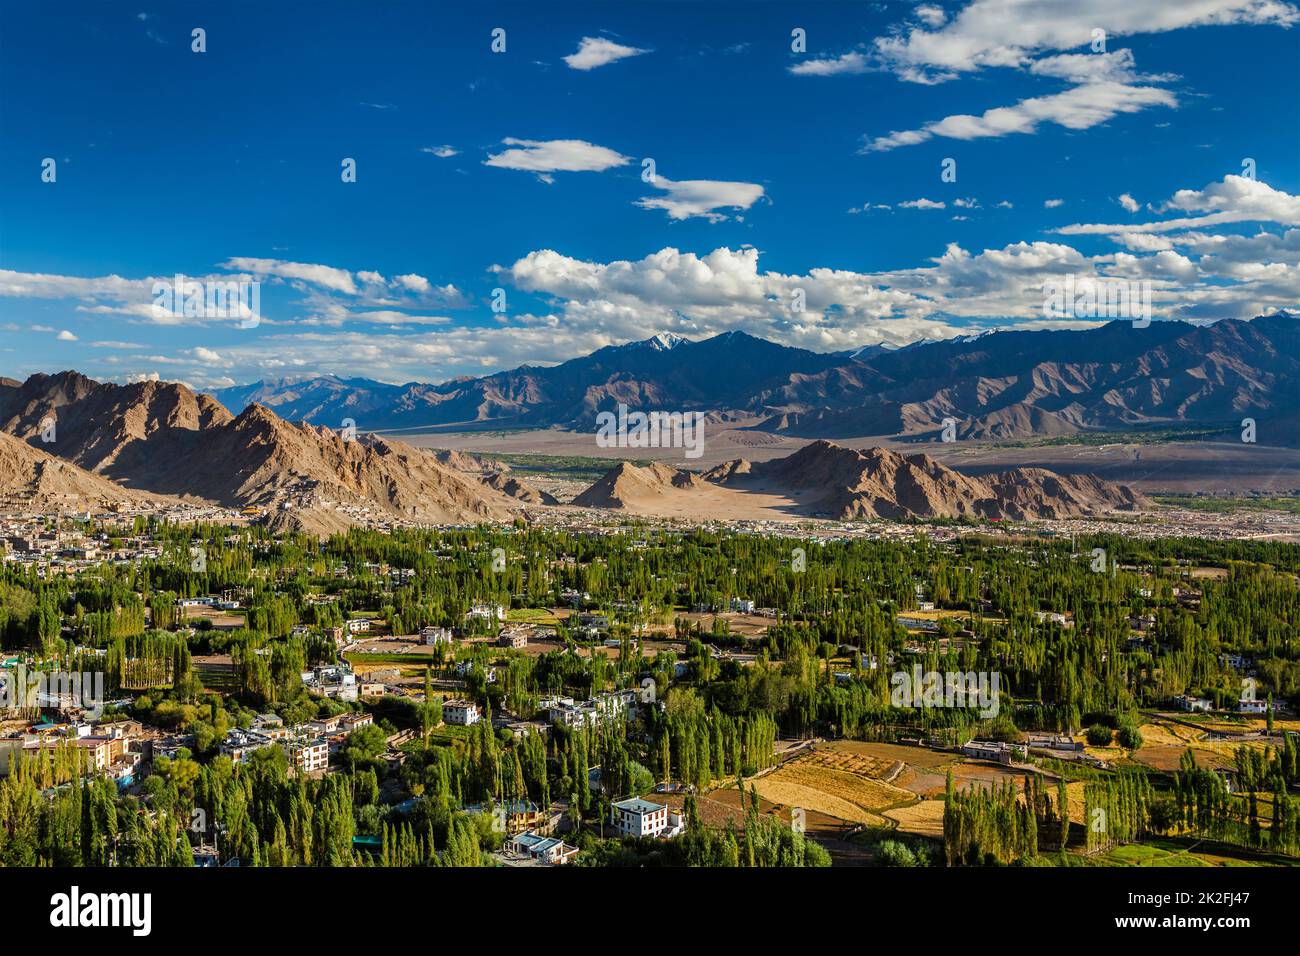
[1027,48,1175,84]
[394,273,431,293]
[872,0,1298,81]
[1110,232,1175,251]
[788,51,871,76]
[899,198,946,210]
[863,81,1176,152]
[1057,175,1300,235]
[1118,193,1140,212]
[421,145,459,158]
[636,177,765,222]
[56,330,77,341]
[563,36,649,71]
[223,257,358,294]
[484,138,631,175]
[915,5,947,28]
[1044,199,1064,208]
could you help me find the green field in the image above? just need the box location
[1153,494,1300,514]
[484,452,654,482]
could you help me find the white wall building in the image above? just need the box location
[443,699,481,726]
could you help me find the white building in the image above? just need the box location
[611,797,670,838]
[465,603,507,623]
[443,699,481,726]
[290,737,329,774]
[421,626,454,646]
[1238,698,1269,715]
[1174,694,1212,713]
[219,728,276,764]
[510,831,579,865]
[346,618,371,634]
[302,665,358,702]
[541,689,637,729]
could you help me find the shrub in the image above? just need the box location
[875,840,919,867]
[1085,723,1113,747]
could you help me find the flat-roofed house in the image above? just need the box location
[611,797,669,838]
[443,699,481,726]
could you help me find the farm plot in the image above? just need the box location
[751,748,918,827]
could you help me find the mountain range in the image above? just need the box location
[573,441,1147,520]
[0,370,1147,530]
[209,313,1299,442]
[0,371,532,532]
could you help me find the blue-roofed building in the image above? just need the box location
[509,830,578,865]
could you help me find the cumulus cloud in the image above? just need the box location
[899,198,946,210]
[1118,193,1140,212]
[636,177,765,222]
[856,1,1293,153]
[872,0,1298,81]
[484,138,631,175]
[1056,175,1300,235]
[421,145,459,158]
[563,36,648,71]
[223,257,358,294]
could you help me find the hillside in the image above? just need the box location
[576,440,1146,520]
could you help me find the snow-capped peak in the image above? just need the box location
[635,332,686,351]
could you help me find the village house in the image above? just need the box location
[497,625,530,649]
[961,740,1027,765]
[465,603,507,623]
[443,698,481,726]
[219,728,277,764]
[509,831,579,865]
[421,625,454,646]
[289,737,329,774]
[464,797,546,835]
[301,664,358,702]
[610,797,684,838]
[1174,694,1213,713]
[1024,733,1083,752]
[541,689,638,730]
[346,618,371,634]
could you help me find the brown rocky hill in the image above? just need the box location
[0,372,523,532]
[705,440,1146,519]
[432,449,510,473]
[125,404,519,529]
[0,431,179,513]
[479,471,558,505]
[574,440,1147,520]
[571,461,706,510]
[0,371,232,474]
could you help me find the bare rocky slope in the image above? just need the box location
[0,431,180,513]
[0,372,530,532]
[570,461,707,510]
[577,440,1147,520]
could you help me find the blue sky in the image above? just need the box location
[1,0,1298,389]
